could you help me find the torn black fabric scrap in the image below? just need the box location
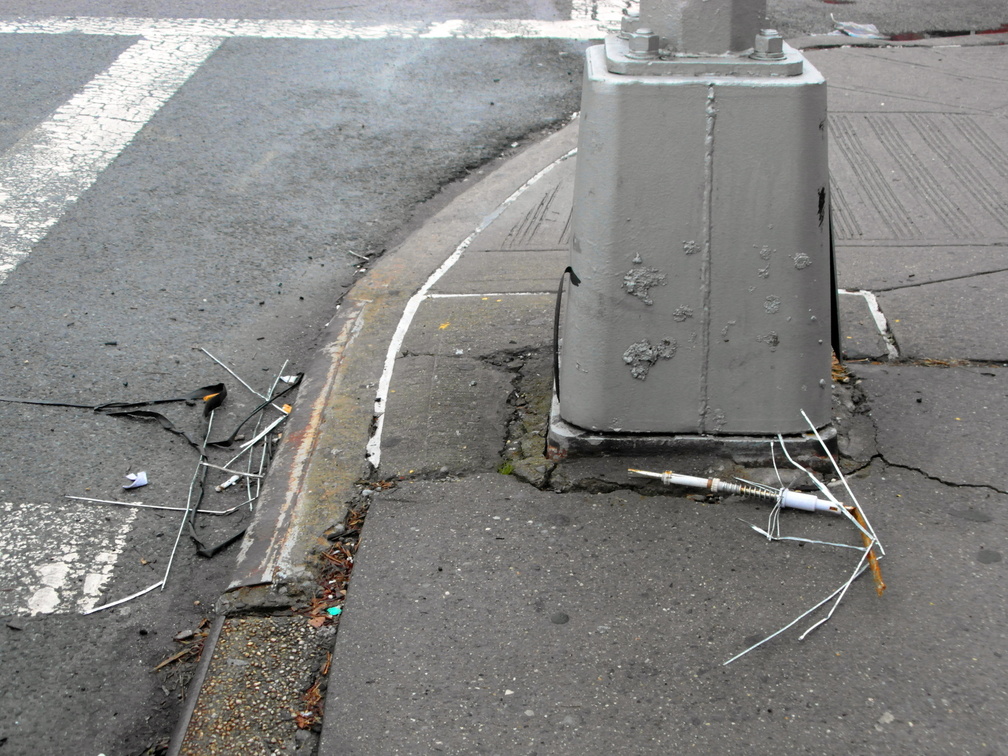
[0,382,228,415]
[93,383,227,415]
[207,373,302,447]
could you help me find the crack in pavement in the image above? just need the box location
[849,385,1008,494]
[871,264,1008,293]
[876,454,1008,496]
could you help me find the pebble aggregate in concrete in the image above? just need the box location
[180,615,333,755]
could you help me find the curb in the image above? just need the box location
[165,614,225,756]
[167,119,582,753]
[227,118,582,602]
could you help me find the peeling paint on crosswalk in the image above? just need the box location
[0,501,137,615]
[0,35,221,285]
[0,14,620,40]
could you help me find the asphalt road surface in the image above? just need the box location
[0,4,596,754]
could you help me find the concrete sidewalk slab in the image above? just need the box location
[434,251,567,294]
[398,294,556,357]
[878,272,1008,361]
[378,293,555,480]
[322,471,1007,755]
[833,242,1008,364]
[769,0,1008,39]
[837,291,890,361]
[834,245,1008,292]
[377,350,514,479]
[811,43,1008,368]
[851,363,1008,491]
[809,45,1008,118]
[462,159,574,254]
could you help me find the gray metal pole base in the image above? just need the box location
[546,393,837,467]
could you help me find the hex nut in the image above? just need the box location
[628,27,661,58]
[619,11,641,38]
[753,29,785,59]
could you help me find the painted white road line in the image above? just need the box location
[839,289,900,360]
[427,292,553,298]
[0,16,616,40]
[364,148,577,469]
[0,35,221,285]
[0,501,137,615]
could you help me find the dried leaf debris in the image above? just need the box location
[154,618,211,673]
[302,497,372,630]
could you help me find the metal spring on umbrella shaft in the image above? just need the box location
[716,480,780,503]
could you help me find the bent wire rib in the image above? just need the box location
[629,409,886,665]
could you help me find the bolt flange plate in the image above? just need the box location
[604,35,804,77]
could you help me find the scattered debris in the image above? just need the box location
[238,413,289,451]
[631,409,885,665]
[199,462,264,479]
[161,412,219,589]
[123,471,148,489]
[9,350,302,614]
[726,412,884,664]
[293,653,331,733]
[67,494,251,516]
[831,16,889,39]
[82,580,164,616]
[303,500,369,629]
[201,348,293,413]
[155,618,210,672]
[153,647,194,673]
[628,468,845,514]
[0,381,226,424]
[295,672,326,730]
[832,353,851,384]
[215,474,241,492]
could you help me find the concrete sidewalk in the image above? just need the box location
[174,38,1008,755]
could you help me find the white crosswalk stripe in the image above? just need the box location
[0,12,622,40]
[0,35,221,285]
[0,501,137,615]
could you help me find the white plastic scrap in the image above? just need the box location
[215,473,242,492]
[122,471,148,489]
